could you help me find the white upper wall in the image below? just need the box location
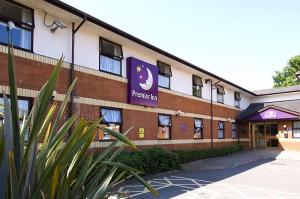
[253,92,300,103]
[15,0,255,110]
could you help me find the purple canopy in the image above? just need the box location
[249,108,299,121]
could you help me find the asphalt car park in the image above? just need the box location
[118,149,300,199]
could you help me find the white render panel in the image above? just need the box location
[253,92,300,103]
[240,93,252,110]
[27,3,254,110]
[33,10,72,62]
[171,66,192,95]
[74,26,99,70]
[224,87,234,107]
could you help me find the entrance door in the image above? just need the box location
[251,123,279,149]
[251,123,266,149]
[256,124,266,148]
[266,123,279,147]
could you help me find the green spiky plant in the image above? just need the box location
[0,45,158,199]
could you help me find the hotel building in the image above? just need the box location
[0,0,300,151]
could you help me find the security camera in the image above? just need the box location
[53,20,66,29]
[50,20,67,33]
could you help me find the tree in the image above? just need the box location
[273,55,300,88]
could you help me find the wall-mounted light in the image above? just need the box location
[43,12,66,33]
[283,125,287,129]
[176,110,182,116]
[205,79,211,84]
[51,90,57,101]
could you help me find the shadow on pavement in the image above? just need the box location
[116,149,285,199]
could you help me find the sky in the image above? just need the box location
[62,0,300,91]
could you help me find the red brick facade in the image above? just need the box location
[0,52,247,150]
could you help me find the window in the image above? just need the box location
[158,114,171,139]
[218,121,225,139]
[217,85,225,103]
[193,75,203,98]
[0,96,31,140]
[234,92,241,108]
[99,38,123,76]
[194,118,203,139]
[0,0,33,51]
[99,108,122,140]
[232,123,237,139]
[157,61,172,89]
[293,121,300,138]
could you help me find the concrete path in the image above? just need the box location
[182,148,300,171]
[117,149,300,199]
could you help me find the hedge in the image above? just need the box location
[117,144,243,175]
[118,147,181,175]
[173,144,243,164]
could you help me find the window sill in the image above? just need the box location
[98,139,117,142]
[193,94,202,98]
[99,69,122,77]
[158,85,171,90]
[0,42,33,53]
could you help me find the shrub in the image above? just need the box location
[173,144,243,164]
[119,147,180,175]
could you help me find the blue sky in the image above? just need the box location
[62,0,300,91]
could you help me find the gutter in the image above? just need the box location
[45,0,257,97]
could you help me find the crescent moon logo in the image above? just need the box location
[139,68,153,90]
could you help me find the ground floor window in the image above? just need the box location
[99,107,122,140]
[194,118,203,139]
[158,114,171,139]
[232,123,237,139]
[293,121,300,138]
[0,96,31,141]
[218,121,225,139]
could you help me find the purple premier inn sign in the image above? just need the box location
[249,108,299,121]
[127,57,158,107]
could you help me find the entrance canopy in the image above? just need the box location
[249,108,299,121]
[238,103,300,122]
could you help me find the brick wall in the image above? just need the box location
[0,52,244,150]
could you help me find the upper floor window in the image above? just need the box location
[194,118,203,139]
[217,85,225,103]
[157,61,172,89]
[218,121,225,139]
[232,123,238,139]
[293,121,300,138]
[192,75,203,98]
[99,38,123,76]
[99,107,122,141]
[234,92,241,108]
[158,114,171,139]
[0,0,33,51]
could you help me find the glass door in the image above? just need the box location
[256,124,266,148]
[266,123,279,147]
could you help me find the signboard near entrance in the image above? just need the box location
[127,57,158,107]
[249,108,298,121]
